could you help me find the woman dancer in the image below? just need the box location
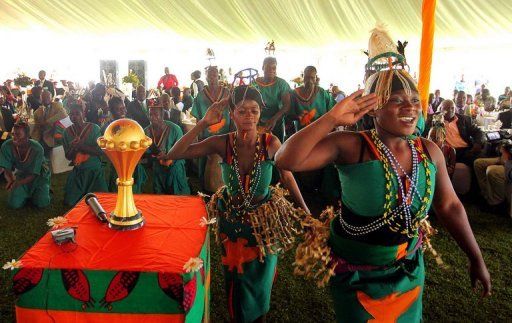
[162,85,308,322]
[276,27,491,322]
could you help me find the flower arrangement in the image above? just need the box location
[122,70,140,87]
[13,73,33,87]
[3,259,22,270]
[47,216,68,228]
[183,257,203,273]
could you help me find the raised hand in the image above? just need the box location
[326,90,378,127]
[201,98,229,127]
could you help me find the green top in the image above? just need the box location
[191,86,231,138]
[0,139,50,180]
[336,149,436,217]
[220,133,274,198]
[252,77,291,123]
[63,123,103,170]
[144,121,185,166]
[291,86,335,129]
[220,161,274,198]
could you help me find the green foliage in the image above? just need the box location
[13,73,33,87]
[0,173,510,322]
[122,71,140,87]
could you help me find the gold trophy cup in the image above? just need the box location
[97,119,152,231]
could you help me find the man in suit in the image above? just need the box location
[440,99,485,165]
[431,89,444,112]
[34,70,55,98]
[454,91,471,116]
[31,90,68,156]
[498,97,512,129]
[127,85,150,129]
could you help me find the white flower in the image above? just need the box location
[199,216,217,227]
[197,191,211,198]
[183,257,203,273]
[3,259,22,270]
[47,216,68,228]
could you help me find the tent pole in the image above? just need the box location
[418,0,437,116]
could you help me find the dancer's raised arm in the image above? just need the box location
[275,90,377,171]
[162,98,229,161]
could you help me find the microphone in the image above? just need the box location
[84,193,108,223]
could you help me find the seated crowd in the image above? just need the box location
[0,66,511,216]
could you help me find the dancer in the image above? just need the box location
[276,27,491,322]
[63,104,107,206]
[191,66,230,189]
[253,57,291,142]
[291,66,335,130]
[163,85,309,322]
[290,65,339,199]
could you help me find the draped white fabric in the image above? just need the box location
[1,0,511,45]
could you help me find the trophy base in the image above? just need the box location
[108,211,145,231]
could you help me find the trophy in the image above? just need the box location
[97,119,152,230]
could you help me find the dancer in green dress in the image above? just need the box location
[191,66,231,188]
[276,27,491,322]
[146,104,190,195]
[290,65,339,199]
[162,85,309,323]
[252,57,291,142]
[0,121,50,209]
[291,66,335,130]
[102,97,147,193]
[63,104,107,206]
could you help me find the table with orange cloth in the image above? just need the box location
[12,193,210,323]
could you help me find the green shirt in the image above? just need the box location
[191,86,231,138]
[291,86,335,129]
[0,139,50,180]
[252,77,291,123]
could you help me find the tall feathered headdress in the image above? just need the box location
[363,25,416,110]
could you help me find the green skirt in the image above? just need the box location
[328,221,424,323]
[218,217,277,323]
[64,163,108,206]
[211,186,305,323]
[152,159,191,195]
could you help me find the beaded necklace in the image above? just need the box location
[15,145,32,163]
[229,133,263,213]
[150,124,169,152]
[295,85,317,104]
[338,129,432,238]
[203,86,225,104]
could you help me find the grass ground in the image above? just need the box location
[0,172,511,322]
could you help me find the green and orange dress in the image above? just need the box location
[63,123,108,206]
[295,130,436,322]
[252,77,291,142]
[191,86,231,185]
[208,132,305,323]
[290,85,340,199]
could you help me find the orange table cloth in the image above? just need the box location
[13,193,210,323]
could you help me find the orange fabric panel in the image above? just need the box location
[20,193,208,273]
[356,286,421,323]
[16,306,185,323]
[395,243,408,260]
[418,0,437,116]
